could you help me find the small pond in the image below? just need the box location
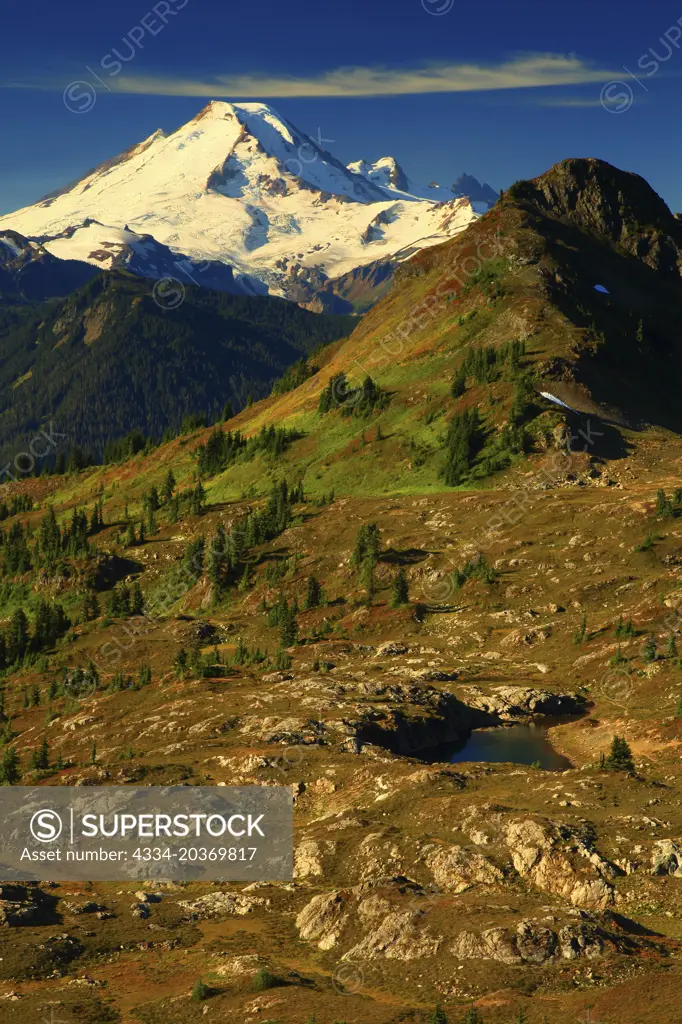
[424,721,573,771]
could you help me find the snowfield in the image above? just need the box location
[0,101,496,307]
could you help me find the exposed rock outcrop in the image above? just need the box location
[295,879,441,960]
[178,891,269,920]
[504,818,615,909]
[650,840,682,877]
[462,685,585,721]
[452,912,645,964]
[294,839,338,879]
[424,844,505,891]
[0,885,52,927]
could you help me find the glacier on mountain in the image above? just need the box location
[0,101,497,310]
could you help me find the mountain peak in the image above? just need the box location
[451,172,499,206]
[348,155,410,194]
[506,156,682,278]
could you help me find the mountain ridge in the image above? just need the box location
[201,155,682,497]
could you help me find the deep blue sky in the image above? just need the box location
[2,0,682,215]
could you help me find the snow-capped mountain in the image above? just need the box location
[0,229,98,301]
[0,101,497,311]
[41,221,246,294]
[346,156,494,208]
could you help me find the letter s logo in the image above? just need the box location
[30,809,63,842]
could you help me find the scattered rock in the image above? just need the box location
[650,840,682,877]
[375,642,409,657]
[178,891,269,920]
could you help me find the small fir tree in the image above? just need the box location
[390,568,410,607]
[605,734,635,772]
[642,634,658,663]
[304,576,323,610]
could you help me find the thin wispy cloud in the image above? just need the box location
[534,96,627,108]
[5,54,620,99]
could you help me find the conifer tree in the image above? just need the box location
[391,568,410,607]
[0,745,20,784]
[7,609,29,664]
[191,481,206,515]
[304,576,323,610]
[162,468,176,503]
[237,564,251,592]
[642,634,658,663]
[573,614,588,645]
[207,525,228,592]
[276,606,296,647]
[460,1008,484,1024]
[191,978,210,1002]
[361,558,376,607]
[351,523,381,567]
[174,648,188,678]
[605,735,635,772]
[83,591,100,622]
[32,736,49,771]
[130,581,144,616]
[656,489,674,517]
